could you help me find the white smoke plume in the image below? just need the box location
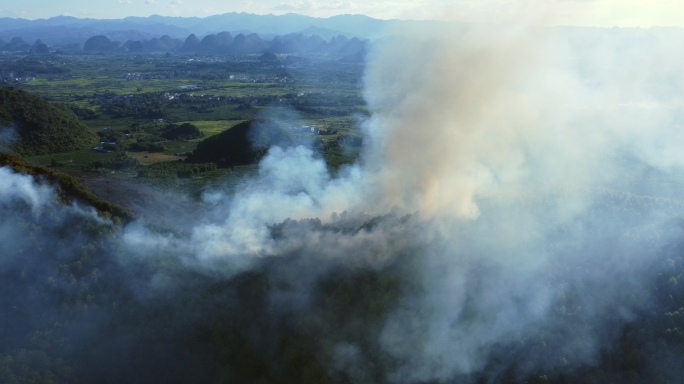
[0,123,19,153]
[115,16,684,376]
[356,23,684,381]
[116,20,684,382]
[0,166,55,215]
[3,15,684,384]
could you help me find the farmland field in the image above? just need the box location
[2,52,366,188]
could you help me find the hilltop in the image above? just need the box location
[0,151,133,222]
[0,87,98,156]
[0,13,396,46]
[187,120,293,166]
[72,31,368,58]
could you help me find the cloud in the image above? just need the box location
[167,0,181,13]
[272,2,307,11]
[272,1,354,13]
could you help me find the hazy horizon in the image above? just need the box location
[2,0,684,28]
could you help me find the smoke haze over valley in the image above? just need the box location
[3,5,684,383]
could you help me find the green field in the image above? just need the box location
[26,148,118,168]
[178,119,246,136]
[2,52,366,189]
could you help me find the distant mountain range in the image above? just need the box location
[0,13,414,46]
[72,31,368,57]
[0,33,369,60]
[3,13,684,58]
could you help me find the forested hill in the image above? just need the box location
[0,152,133,222]
[187,119,293,166]
[0,87,98,156]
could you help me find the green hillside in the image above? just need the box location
[0,87,98,156]
[0,152,133,223]
[187,119,293,166]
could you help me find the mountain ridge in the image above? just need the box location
[0,13,395,45]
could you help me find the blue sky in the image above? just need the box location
[1,0,684,27]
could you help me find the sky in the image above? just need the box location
[1,0,684,27]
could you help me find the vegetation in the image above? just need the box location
[162,122,203,140]
[187,119,292,166]
[0,152,133,222]
[0,87,98,156]
[0,52,365,184]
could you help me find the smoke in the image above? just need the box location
[0,123,19,153]
[353,23,684,381]
[4,18,684,384]
[0,166,56,214]
[122,21,684,382]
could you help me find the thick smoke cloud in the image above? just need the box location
[361,25,684,216]
[355,24,684,381]
[119,21,684,382]
[4,19,684,384]
[122,22,684,382]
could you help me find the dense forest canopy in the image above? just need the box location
[187,119,293,166]
[0,88,98,156]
